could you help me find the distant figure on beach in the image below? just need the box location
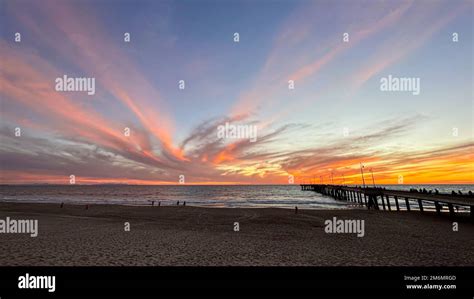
[435,189,439,194]
[452,191,456,196]
[151,200,155,206]
[295,206,298,214]
[177,201,180,206]
[183,201,186,206]
[158,201,161,206]
[85,204,89,210]
[60,202,64,208]
[469,191,473,196]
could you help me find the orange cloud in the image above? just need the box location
[8,0,185,161]
[0,42,169,167]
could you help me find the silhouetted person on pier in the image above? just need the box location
[177,201,180,206]
[151,200,155,206]
[367,197,374,210]
[158,201,161,206]
[183,201,186,206]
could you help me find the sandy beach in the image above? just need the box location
[0,202,473,266]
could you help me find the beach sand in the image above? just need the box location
[0,202,473,266]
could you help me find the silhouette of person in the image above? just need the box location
[367,197,374,210]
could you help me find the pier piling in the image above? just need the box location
[300,184,472,219]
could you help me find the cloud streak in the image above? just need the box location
[0,0,471,184]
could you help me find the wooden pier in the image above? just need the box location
[300,184,474,219]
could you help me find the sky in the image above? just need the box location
[0,0,473,185]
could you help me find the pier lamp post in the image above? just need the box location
[369,168,376,187]
[360,163,366,188]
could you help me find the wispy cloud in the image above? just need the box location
[0,0,471,184]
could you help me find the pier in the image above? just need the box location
[301,184,474,219]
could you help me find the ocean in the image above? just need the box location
[0,184,472,210]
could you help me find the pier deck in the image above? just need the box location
[300,184,473,219]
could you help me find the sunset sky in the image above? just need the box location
[0,0,473,185]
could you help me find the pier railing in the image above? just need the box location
[300,184,473,219]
